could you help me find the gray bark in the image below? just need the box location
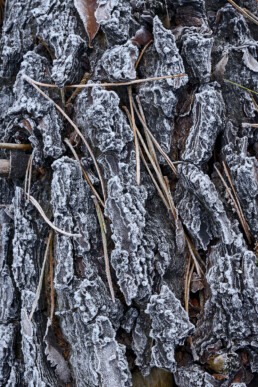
[0,0,257,386]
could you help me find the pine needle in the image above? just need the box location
[185,235,203,277]
[49,234,55,324]
[65,72,91,106]
[29,230,53,321]
[136,95,162,175]
[123,106,170,209]
[214,164,251,244]
[25,74,187,89]
[187,264,195,295]
[132,100,177,175]
[0,142,32,150]
[123,106,172,206]
[243,7,258,23]
[135,40,153,70]
[140,148,170,210]
[227,0,258,25]
[249,94,258,111]
[124,106,204,278]
[222,162,251,244]
[164,176,177,220]
[242,123,258,128]
[224,79,258,95]
[27,150,34,198]
[22,75,106,202]
[184,260,194,314]
[24,154,33,199]
[64,138,105,207]
[128,87,141,185]
[93,196,115,302]
[26,193,82,238]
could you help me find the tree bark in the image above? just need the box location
[0,1,257,386]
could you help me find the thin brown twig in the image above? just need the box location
[37,37,55,60]
[123,103,204,277]
[123,106,172,207]
[65,72,91,106]
[23,75,106,202]
[24,154,32,199]
[224,79,258,95]
[186,264,195,313]
[27,151,33,198]
[185,235,203,277]
[185,259,199,361]
[185,233,206,268]
[49,233,55,324]
[249,93,258,111]
[242,123,258,128]
[26,193,82,237]
[227,0,258,25]
[123,106,170,209]
[29,230,53,321]
[0,142,31,150]
[140,148,170,210]
[243,8,258,22]
[126,99,172,209]
[128,87,141,185]
[132,100,177,175]
[164,176,177,220]
[93,196,115,302]
[124,103,204,278]
[214,165,251,244]
[125,105,203,276]
[184,257,191,314]
[222,162,251,244]
[186,263,194,314]
[26,74,187,89]
[136,95,162,176]
[135,40,153,70]
[64,138,105,208]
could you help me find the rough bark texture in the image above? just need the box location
[0,1,257,386]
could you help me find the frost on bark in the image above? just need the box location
[0,1,257,387]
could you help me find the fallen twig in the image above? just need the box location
[23,75,106,202]
[123,106,170,209]
[132,100,177,175]
[64,138,105,207]
[123,106,173,208]
[49,234,55,324]
[93,196,115,302]
[124,105,204,277]
[24,151,34,199]
[0,142,31,150]
[135,40,153,70]
[128,87,141,185]
[26,74,187,89]
[222,162,251,244]
[242,123,258,128]
[65,72,91,106]
[184,257,191,314]
[214,164,251,244]
[136,95,162,176]
[224,79,258,95]
[29,230,53,321]
[227,0,258,25]
[26,193,82,237]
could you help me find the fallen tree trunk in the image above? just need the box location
[0,1,257,386]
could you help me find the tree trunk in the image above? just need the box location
[0,1,257,386]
